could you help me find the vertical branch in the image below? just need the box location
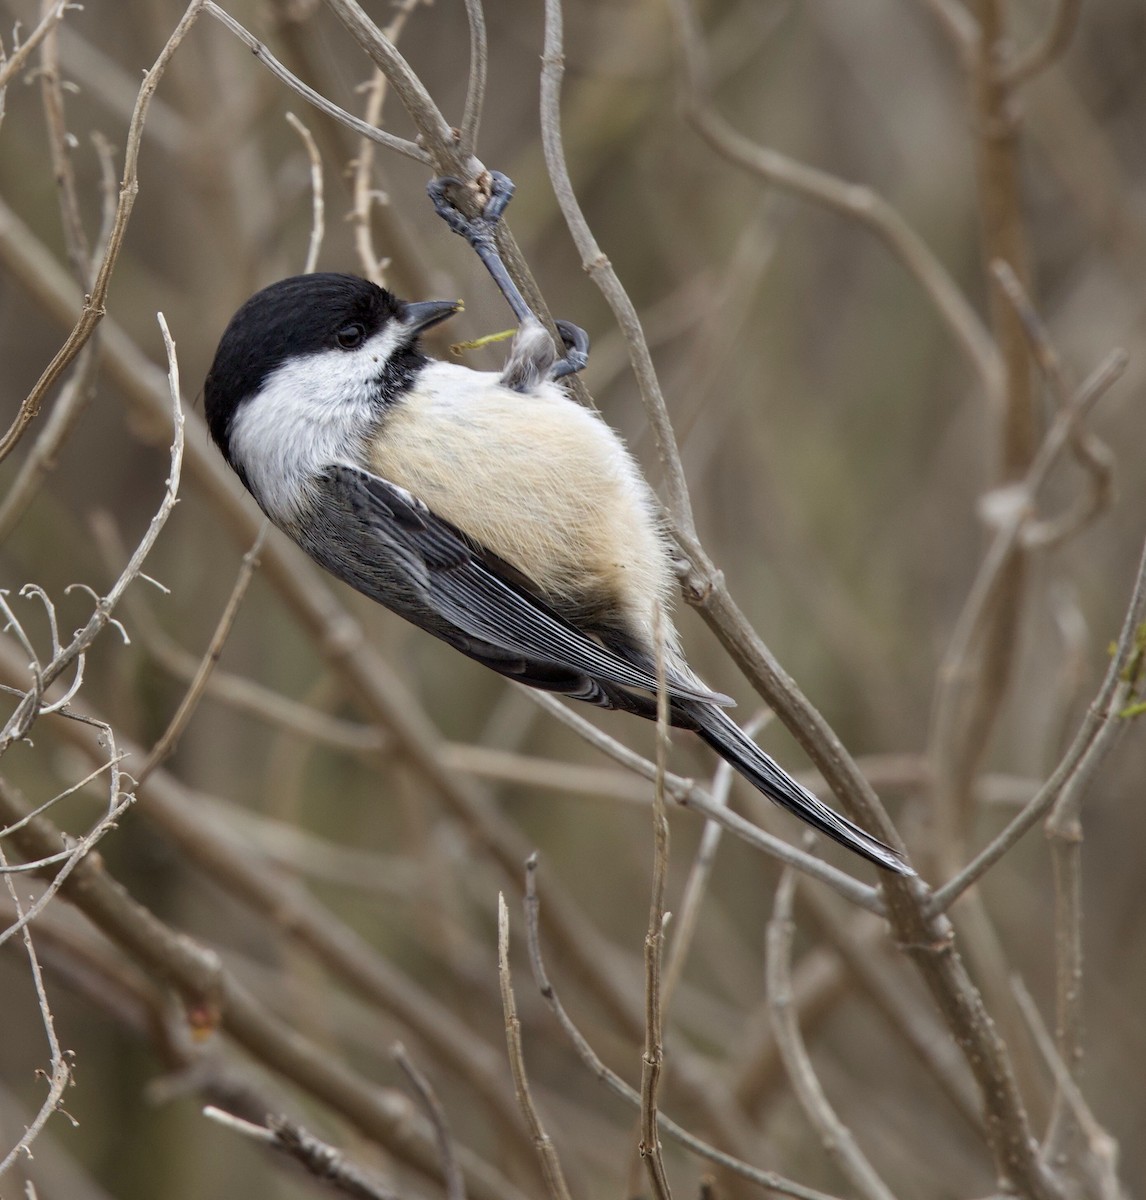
[539,0,699,542]
[497,895,574,1200]
[640,607,673,1200]
[284,112,324,273]
[1043,602,1145,1169]
[766,871,896,1200]
[458,0,487,158]
[0,842,73,1175]
[38,0,90,285]
[929,0,1038,862]
[348,0,429,286]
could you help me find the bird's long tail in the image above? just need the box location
[685,703,913,875]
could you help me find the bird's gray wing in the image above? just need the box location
[305,463,730,708]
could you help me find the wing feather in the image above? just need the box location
[304,464,731,709]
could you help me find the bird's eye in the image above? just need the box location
[335,322,366,350]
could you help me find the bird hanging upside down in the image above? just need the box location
[203,172,912,876]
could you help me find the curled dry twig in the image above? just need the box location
[1,310,185,757]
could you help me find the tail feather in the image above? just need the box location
[687,704,913,876]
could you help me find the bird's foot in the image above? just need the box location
[428,172,588,384]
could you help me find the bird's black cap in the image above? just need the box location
[204,274,404,456]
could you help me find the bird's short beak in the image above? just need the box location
[401,298,462,337]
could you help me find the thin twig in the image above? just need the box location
[285,112,325,273]
[1011,979,1122,1195]
[0,0,203,464]
[0,774,527,1200]
[795,885,983,1135]
[0,0,72,93]
[928,345,1126,868]
[766,869,896,1200]
[522,857,845,1200]
[930,533,1146,912]
[0,841,74,1176]
[458,0,487,158]
[38,0,90,285]
[0,311,185,756]
[135,525,267,787]
[320,0,458,161]
[666,0,1003,408]
[1042,589,1142,1172]
[204,3,428,163]
[0,631,533,1157]
[539,0,698,541]
[0,775,135,953]
[497,894,573,1200]
[926,0,1039,885]
[661,732,747,1007]
[991,262,1116,550]
[1002,0,1082,86]
[203,1107,404,1200]
[639,607,673,1200]
[344,0,428,286]
[522,689,884,913]
[392,1043,465,1200]
[350,68,390,285]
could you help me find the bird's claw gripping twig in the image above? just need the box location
[427,171,589,383]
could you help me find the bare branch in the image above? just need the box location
[458,0,487,159]
[639,608,673,1200]
[1012,980,1122,1196]
[539,0,698,539]
[766,870,896,1200]
[0,777,528,1200]
[135,525,267,787]
[0,0,72,93]
[522,857,845,1200]
[203,3,428,163]
[321,0,458,164]
[1003,0,1083,86]
[0,0,203,464]
[0,841,73,1176]
[0,312,184,756]
[930,533,1146,911]
[666,0,1003,408]
[203,1107,404,1200]
[497,895,573,1200]
[522,689,885,913]
[285,112,325,274]
[392,1044,465,1200]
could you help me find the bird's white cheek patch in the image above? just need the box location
[229,341,397,524]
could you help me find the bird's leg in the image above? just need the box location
[427,171,589,381]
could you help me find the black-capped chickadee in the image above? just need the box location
[203,177,911,876]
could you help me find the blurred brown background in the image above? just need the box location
[0,0,1143,1196]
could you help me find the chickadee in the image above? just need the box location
[203,179,910,876]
